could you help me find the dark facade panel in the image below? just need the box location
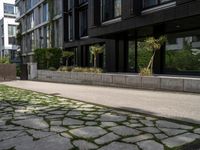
[88,0,200,37]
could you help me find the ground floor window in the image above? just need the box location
[128,41,136,71]
[64,47,77,66]
[165,31,200,74]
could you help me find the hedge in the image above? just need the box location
[34,48,62,69]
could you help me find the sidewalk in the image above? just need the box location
[1,80,200,124]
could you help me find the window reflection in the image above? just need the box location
[165,33,200,74]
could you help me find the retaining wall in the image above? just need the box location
[37,70,200,93]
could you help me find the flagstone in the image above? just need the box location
[12,118,49,130]
[159,128,187,136]
[70,126,107,138]
[99,142,139,150]
[95,133,120,145]
[109,126,141,136]
[122,134,153,143]
[194,128,200,134]
[137,140,164,150]
[63,118,84,126]
[73,140,98,150]
[154,134,168,140]
[139,126,161,134]
[0,131,22,141]
[162,133,200,148]
[156,120,193,130]
[99,113,127,122]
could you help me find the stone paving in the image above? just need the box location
[0,85,200,150]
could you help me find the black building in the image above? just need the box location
[63,0,106,69]
[64,0,200,75]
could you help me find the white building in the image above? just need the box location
[0,0,19,63]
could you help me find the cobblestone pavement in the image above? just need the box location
[0,85,200,150]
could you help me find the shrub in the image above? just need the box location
[34,48,62,69]
[139,68,152,76]
[48,67,57,71]
[57,67,103,73]
[72,67,103,73]
[0,56,10,64]
[57,66,73,72]
[16,65,21,77]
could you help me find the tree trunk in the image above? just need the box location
[66,58,69,66]
[147,50,156,74]
[94,55,97,68]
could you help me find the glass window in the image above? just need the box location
[143,0,174,9]
[79,8,88,37]
[68,0,73,10]
[102,0,122,22]
[128,41,136,71]
[8,25,17,36]
[43,3,49,22]
[68,14,73,41]
[79,0,88,5]
[8,25,17,45]
[4,3,15,14]
[31,32,35,51]
[165,33,200,74]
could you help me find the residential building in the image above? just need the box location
[15,0,63,63]
[0,0,19,63]
[17,0,200,76]
[63,0,107,68]
[86,0,200,75]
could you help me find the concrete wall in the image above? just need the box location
[37,70,200,94]
[0,64,16,81]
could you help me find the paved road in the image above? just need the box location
[1,80,200,124]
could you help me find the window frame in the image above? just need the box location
[143,0,175,9]
[101,0,122,23]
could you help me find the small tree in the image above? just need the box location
[140,36,167,75]
[62,51,74,66]
[90,44,105,68]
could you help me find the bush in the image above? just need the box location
[16,65,21,77]
[58,66,73,72]
[0,57,10,64]
[139,68,152,76]
[57,67,103,73]
[48,67,57,71]
[34,48,62,69]
[72,67,103,73]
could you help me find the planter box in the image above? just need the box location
[37,70,200,94]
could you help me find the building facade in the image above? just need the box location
[0,0,19,63]
[15,0,63,63]
[87,0,200,75]
[63,0,107,68]
[16,0,200,76]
